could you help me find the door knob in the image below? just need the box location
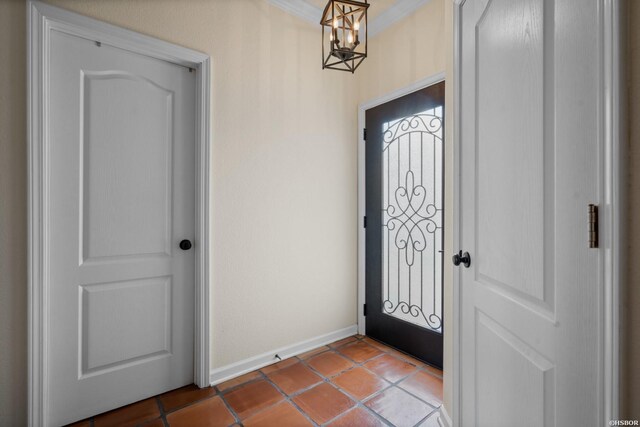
[179,239,192,250]
[452,250,471,268]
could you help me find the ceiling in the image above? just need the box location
[267,0,432,37]
[306,0,400,21]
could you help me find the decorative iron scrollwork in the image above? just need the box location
[382,111,444,333]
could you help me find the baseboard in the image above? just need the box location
[438,405,452,427]
[209,325,358,385]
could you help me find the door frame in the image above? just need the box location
[357,72,446,336]
[27,2,212,425]
[450,0,624,425]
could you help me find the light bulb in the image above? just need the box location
[333,18,338,28]
[354,20,360,31]
[347,32,354,44]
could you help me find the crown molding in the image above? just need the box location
[266,0,433,37]
[368,0,433,36]
[268,0,321,25]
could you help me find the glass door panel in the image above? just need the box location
[382,108,444,333]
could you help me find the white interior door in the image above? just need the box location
[459,0,602,425]
[48,30,196,425]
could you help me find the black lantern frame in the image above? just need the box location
[321,0,369,73]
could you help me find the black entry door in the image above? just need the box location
[365,82,445,368]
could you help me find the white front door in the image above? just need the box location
[48,30,196,425]
[459,0,602,425]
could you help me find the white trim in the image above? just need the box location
[368,0,433,37]
[194,58,212,390]
[601,0,624,422]
[266,0,433,37]
[209,325,358,385]
[451,2,464,426]
[437,405,452,427]
[268,0,321,25]
[357,72,446,336]
[450,0,622,425]
[27,2,212,425]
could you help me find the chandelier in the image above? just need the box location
[321,0,369,73]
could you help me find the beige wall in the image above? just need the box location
[0,1,28,425]
[357,0,446,102]
[6,0,634,424]
[0,0,361,423]
[624,0,640,419]
[0,0,451,423]
[356,0,454,412]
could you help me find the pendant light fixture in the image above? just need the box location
[321,0,369,73]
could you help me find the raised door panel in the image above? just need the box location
[80,276,172,377]
[475,0,553,309]
[81,72,173,263]
[475,312,554,427]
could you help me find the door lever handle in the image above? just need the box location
[452,250,471,268]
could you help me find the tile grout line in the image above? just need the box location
[76,335,442,427]
[364,360,441,409]
[304,335,441,426]
[412,406,441,427]
[322,337,441,407]
[286,337,383,424]
[323,403,395,427]
[217,366,323,426]
[216,386,244,426]
[148,385,232,424]
[257,368,321,426]
[363,336,444,379]
[153,396,169,427]
[356,337,444,426]
[223,336,376,426]
[359,340,445,403]
[294,351,372,427]
[297,336,395,427]
[160,387,223,416]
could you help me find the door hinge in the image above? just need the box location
[363,128,367,141]
[363,304,367,316]
[363,216,367,228]
[589,204,599,248]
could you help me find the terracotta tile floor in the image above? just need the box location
[67,335,443,427]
